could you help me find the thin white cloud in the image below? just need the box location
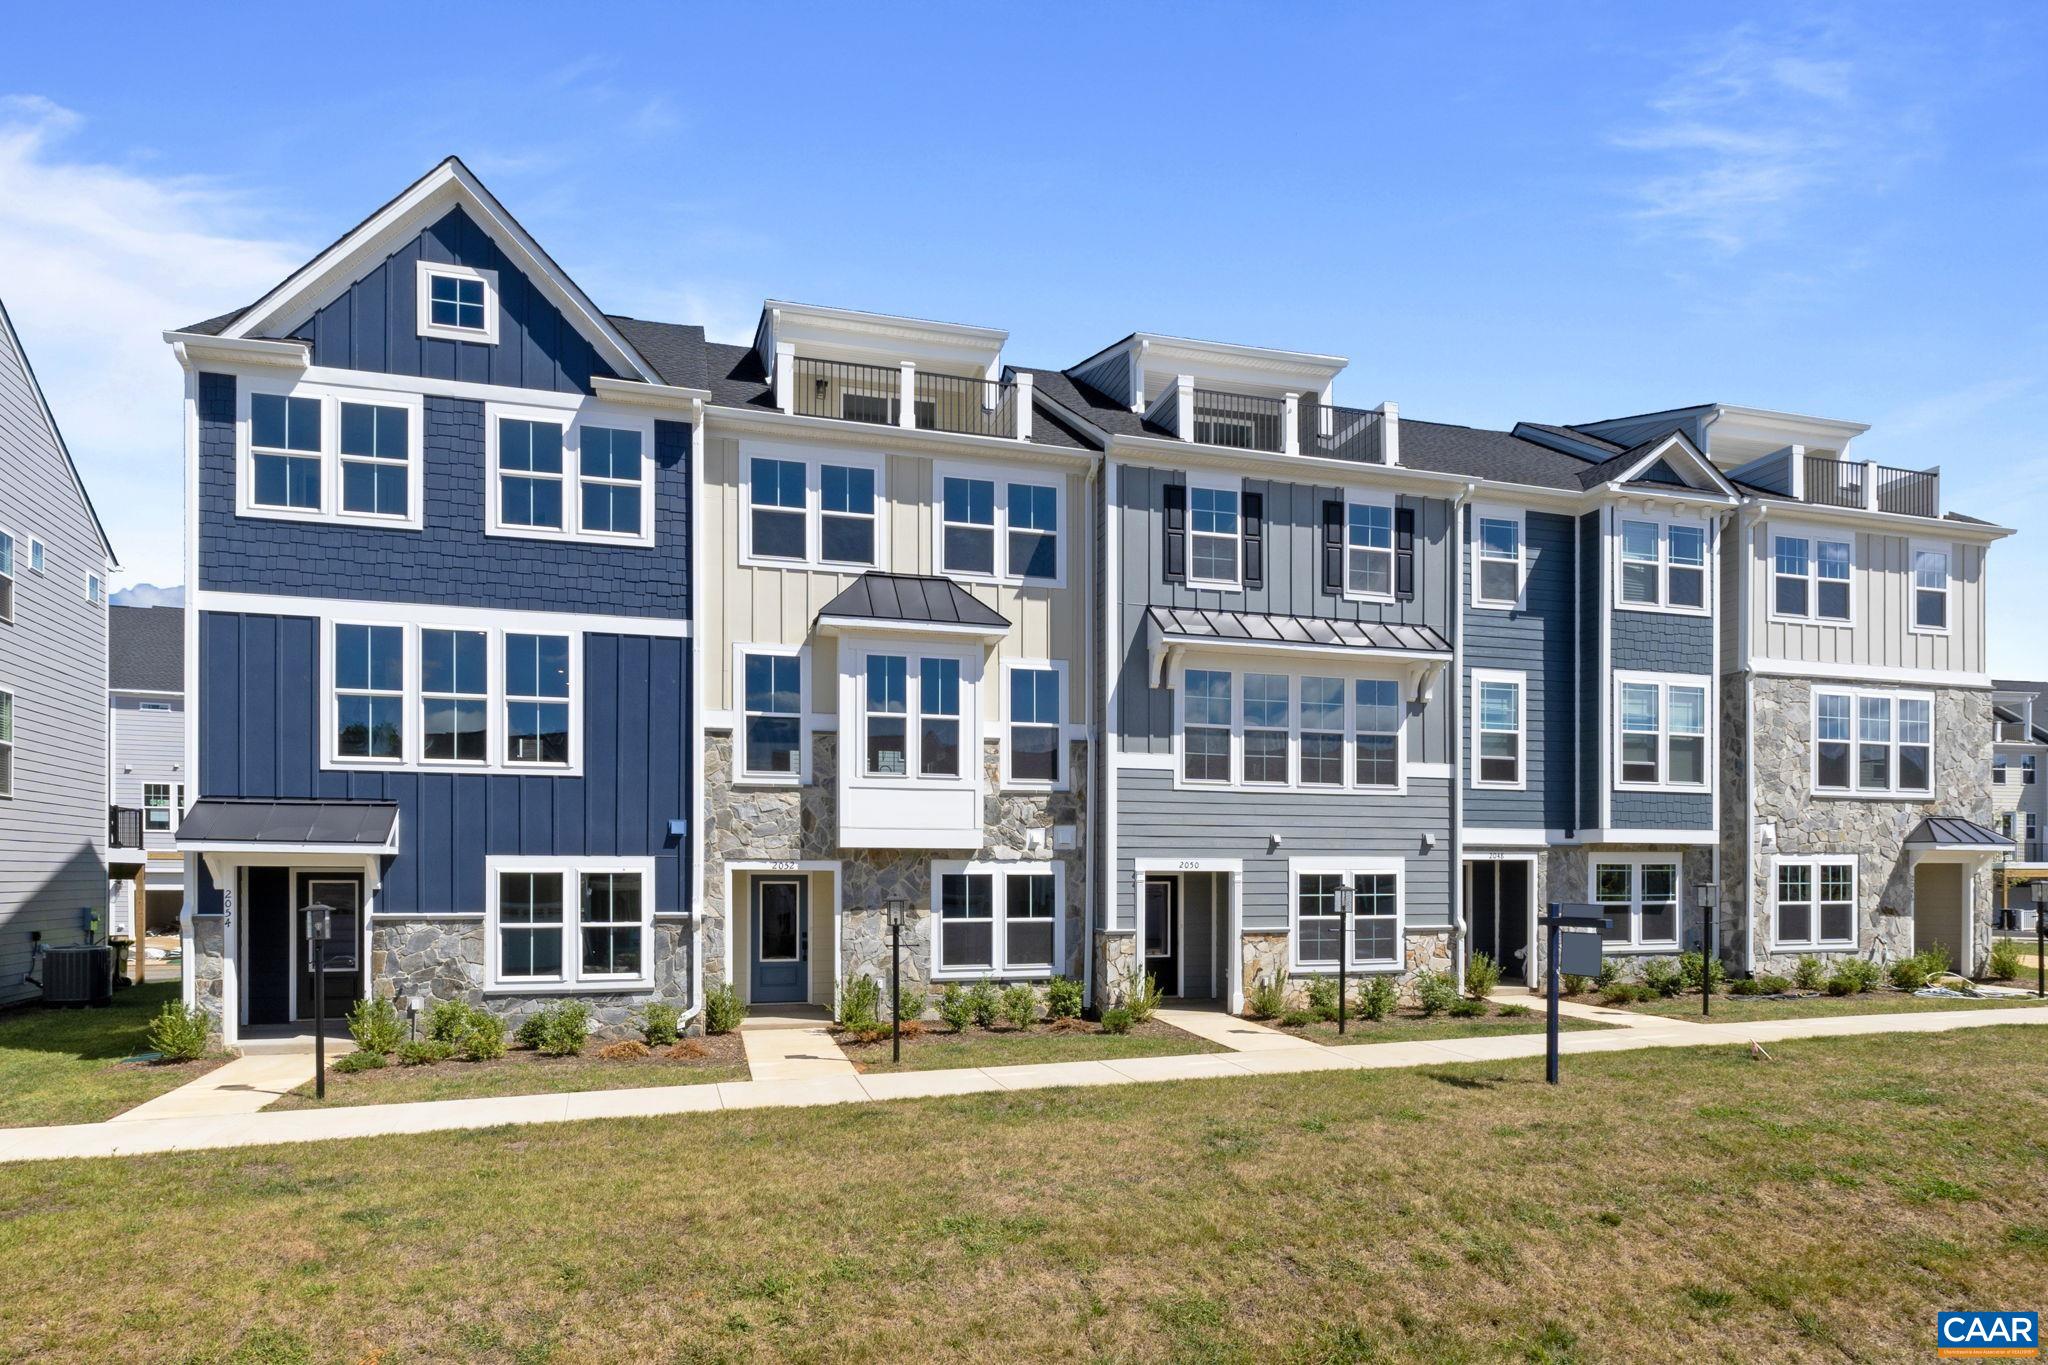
[0,96,305,587]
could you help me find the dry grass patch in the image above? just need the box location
[269,1031,747,1108]
[2,1028,2046,1361]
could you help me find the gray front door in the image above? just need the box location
[750,877,808,1004]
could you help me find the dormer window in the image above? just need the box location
[415,262,499,344]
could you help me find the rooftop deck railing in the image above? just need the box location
[1190,389,1286,452]
[1803,453,1939,517]
[1300,401,1386,463]
[914,371,1018,439]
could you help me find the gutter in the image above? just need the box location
[1449,483,1475,989]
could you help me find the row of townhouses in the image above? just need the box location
[149,158,2017,1044]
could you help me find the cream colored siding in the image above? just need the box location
[703,430,1090,722]
[807,869,834,1006]
[1744,522,1985,674]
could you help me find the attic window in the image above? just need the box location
[415,263,500,344]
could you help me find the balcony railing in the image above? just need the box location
[1874,464,1938,518]
[1300,401,1386,464]
[786,356,1024,439]
[1803,455,1867,509]
[1190,389,1286,452]
[915,371,1018,439]
[109,806,143,850]
[1803,454,1939,517]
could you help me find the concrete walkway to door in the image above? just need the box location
[738,1013,857,1082]
[112,1037,355,1122]
[1152,1005,1320,1052]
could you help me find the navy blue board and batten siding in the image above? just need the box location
[1462,507,1577,832]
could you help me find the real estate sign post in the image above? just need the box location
[1542,905,1604,1085]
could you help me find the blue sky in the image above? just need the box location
[5,3,2046,667]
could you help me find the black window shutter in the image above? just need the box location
[1395,505,1415,600]
[1242,491,1264,589]
[1321,499,1344,594]
[1162,482,1187,583]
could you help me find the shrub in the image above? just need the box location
[396,1039,454,1066]
[1358,975,1397,1022]
[1594,960,1621,990]
[1414,970,1458,1017]
[1244,973,1289,1020]
[458,1010,507,1062]
[1729,978,1765,997]
[1045,975,1084,1020]
[1449,996,1487,1018]
[515,1011,547,1050]
[347,996,405,1055]
[966,979,1002,1029]
[1678,951,1726,993]
[1920,942,1953,976]
[1100,1005,1134,1034]
[1837,958,1884,994]
[1600,983,1647,1006]
[1279,1009,1316,1028]
[1305,976,1341,1023]
[1496,1003,1532,1018]
[529,1001,590,1057]
[332,1049,386,1074]
[428,999,475,1045]
[1561,974,1591,996]
[1757,974,1793,995]
[936,983,975,1033]
[640,1002,681,1047]
[144,1000,210,1062]
[999,983,1037,1030]
[1824,971,1857,997]
[1641,959,1683,998]
[704,981,746,1036]
[597,1040,650,1061]
[1119,965,1162,1023]
[891,983,928,1023]
[1987,939,2024,982]
[1793,956,1826,991]
[1465,952,1500,1000]
[837,974,883,1032]
[1889,955,1931,992]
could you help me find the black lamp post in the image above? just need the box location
[304,902,332,1099]
[2032,881,2047,1001]
[1335,883,1353,1035]
[886,897,907,1062]
[1695,880,1718,1017]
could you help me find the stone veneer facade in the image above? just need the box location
[370,921,693,1038]
[190,915,227,1036]
[1726,676,1996,976]
[704,732,1089,1018]
[1236,927,1454,1009]
[1539,845,1722,975]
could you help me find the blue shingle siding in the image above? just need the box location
[1610,609,1713,675]
[196,610,691,916]
[287,205,616,394]
[196,376,689,617]
[1464,509,1576,829]
[1578,512,1600,829]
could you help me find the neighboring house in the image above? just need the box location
[0,296,119,1005]
[1988,680,2048,925]
[109,604,188,933]
[167,159,698,1047]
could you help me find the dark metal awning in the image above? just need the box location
[176,798,401,856]
[814,572,1011,640]
[1905,816,2013,853]
[1146,605,1452,686]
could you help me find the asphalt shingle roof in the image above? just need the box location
[109,607,183,693]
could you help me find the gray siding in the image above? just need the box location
[1610,609,1714,675]
[111,695,185,853]
[1070,350,1132,407]
[1464,508,1576,829]
[1609,789,1715,828]
[0,309,110,1003]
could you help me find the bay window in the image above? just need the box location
[1290,862,1403,971]
[1774,859,1856,950]
[933,863,1062,977]
[849,650,966,782]
[1815,687,1931,797]
[488,858,654,989]
[1590,857,1679,949]
[865,654,908,775]
[1614,674,1709,789]
[920,658,962,777]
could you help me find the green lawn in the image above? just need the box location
[5,1028,2047,1361]
[271,1035,749,1108]
[0,982,224,1128]
[839,1019,1224,1073]
[1613,989,2045,1022]
[1270,1003,1613,1044]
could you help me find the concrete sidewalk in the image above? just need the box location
[111,1049,342,1122]
[1152,1005,1320,1051]
[1,1003,2040,1166]
[738,1025,857,1082]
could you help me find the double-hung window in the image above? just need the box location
[578,426,643,537]
[421,628,488,763]
[848,647,971,787]
[1242,673,1290,785]
[749,457,808,560]
[1773,533,1853,621]
[1177,665,1403,791]
[740,651,802,779]
[820,464,876,565]
[497,417,566,531]
[1292,864,1402,971]
[0,689,10,797]
[1993,753,2007,785]
[1354,680,1401,788]
[26,540,41,575]
[1473,671,1524,788]
[579,872,644,978]
[1590,857,1679,949]
[339,403,410,518]
[497,871,565,980]
[940,476,996,576]
[85,573,104,607]
[2028,755,2038,785]
[1615,675,1708,789]
[1189,482,1241,586]
[334,624,404,760]
[143,782,183,832]
[744,449,883,568]
[1007,482,1059,580]
[1618,518,1708,611]
[1912,545,1950,632]
[933,863,1061,977]
[1474,512,1522,607]
[1347,500,1394,599]
[1182,669,1233,783]
[1814,687,1931,797]
[251,393,323,511]
[0,531,12,622]
[1006,665,1063,786]
[936,469,1062,583]
[1300,677,1346,786]
[1774,859,1855,950]
[504,634,571,767]
[919,658,962,777]
[864,654,909,776]
[489,859,653,988]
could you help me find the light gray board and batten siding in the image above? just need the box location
[1462,507,1578,830]
[111,696,185,854]
[1113,465,1454,763]
[0,305,111,1003]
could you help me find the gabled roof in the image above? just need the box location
[109,605,184,692]
[0,296,116,565]
[1572,429,1737,498]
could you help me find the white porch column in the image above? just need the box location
[1015,371,1034,441]
[898,362,917,429]
[774,341,795,414]
[1175,375,1194,441]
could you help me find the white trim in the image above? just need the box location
[1611,507,1712,616]
[1612,670,1714,794]
[928,859,1065,980]
[0,527,13,625]
[1585,851,1683,952]
[1469,503,1527,610]
[1766,525,1855,627]
[1171,655,1407,795]
[1286,856,1405,973]
[1184,471,1244,590]
[1460,827,1563,848]
[1470,667,1526,791]
[186,588,690,639]
[1341,489,1399,604]
[1751,656,1992,690]
[1809,684,1934,800]
[732,641,810,785]
[26,537,44,575]
[1576,828,1718,845]
[84,569,105,608]
[1406,761,1454,780]
[482,400,659,547]
[1768,854,1858,953]
[1908,539,1952,637]
[1132,856,1244,876]
[736,438,889,572]
[813,615,1005,641]
[1001,658,1070,791]
[483,854,658,992]
[234,376,426,530]
[932,458,1067,588]
[414,261,500,345]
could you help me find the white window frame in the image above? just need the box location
[1186,473,1243,591]
[1343,492,1397,604]
[1810,685,1933,799]
[1612,511,1711,616]
[85,571,104,608]
[1586,853,1683,952]
[1471,667,1526,791]
[327,619,408,767]
[736,440,888,571]
[1172,656,1408,795]
[415,260,501,345]
[319,614,585,775]
[420,626,493,769]
[0,528,13,624]
[235,379,426,530]
[483,403,656,547]
[1909,540,1951,636]
[1286,856,1406,973]
[1470,504,1526,610]
[2027,755,2038,786]
[1612,671,1712,793]
[929,860,1064,980]
[143,781,180,832]
[932,460,1065,587]
[0,686,15,798]
[570,412,659,547]
[1001,658,1069,791]
[843,641,977,793]
[483,855,656,992]
[732,642,809,786]
[1770,855,1858,953]
[27,539,42,575]
[1768,528,1855,625]
[1994,753,2008,784]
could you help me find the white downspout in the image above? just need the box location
[1449,482,1474,990]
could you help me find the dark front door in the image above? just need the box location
[1467,860,1532,982]
[1143,876,1179,997]
[244,867,292,1027]
[750,877,808,1004]
[294,873,364,1023]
